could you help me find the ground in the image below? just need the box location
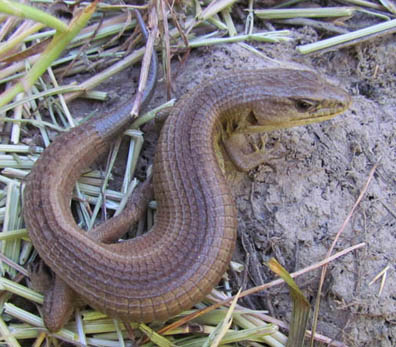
[66,29,396,346]
[2,8,380,343]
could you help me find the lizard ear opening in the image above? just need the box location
[246,111,259,125]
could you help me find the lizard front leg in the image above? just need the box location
[223,132,272,172]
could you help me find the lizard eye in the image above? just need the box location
[295,99,315,112]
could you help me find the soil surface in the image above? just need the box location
[69,28,395,346]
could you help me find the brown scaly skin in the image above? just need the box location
[24,69,351,330]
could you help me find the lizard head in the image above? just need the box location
[240,69,352,133]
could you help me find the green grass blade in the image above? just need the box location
[138,323,175,347]
[297,18,396,54]
[0,0,98,107]
[255,7,355,19]
[0,0,68,32]
[269,258,310,347]
[204,289,240,347]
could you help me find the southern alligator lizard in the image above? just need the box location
[24,68,350,331]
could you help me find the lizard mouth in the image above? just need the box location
[241,103,350,133]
